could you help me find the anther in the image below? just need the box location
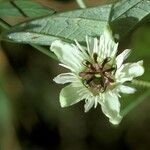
[102,57,111,69]
[104,67,116,72]
[82,60,92,68]
[93,53,98,63]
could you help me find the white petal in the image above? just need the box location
[116,60,144,83]
[93,38,99,53]
[128,60,144,76]
[101,91,122,125]
[50,40,83,72]
[98,26,118,61]
[53,73,77,84]
[74,39,90,60]
[116,49,131,68]
[103,26,114,43]
[84,97,95,113]
[59,84,83,107]
[110,42,119,59]
[59,63,74,72]
[86,36,92,56]
[117,85,136,94]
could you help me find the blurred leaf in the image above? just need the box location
[131,25,150,58]
[1,0,150,45]
[130,25,150,81]
[120,88,150,117]
[0,0,55,17]
[120,25,150,117]
[1,4,112,45]
[0,86,11,126]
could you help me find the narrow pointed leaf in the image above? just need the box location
[1,0,150,45]
[0,0,55,17]
[2,5,112,45]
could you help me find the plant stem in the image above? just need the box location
[0,18,57,60]
[76,0,86,8]
[132,79,150,88]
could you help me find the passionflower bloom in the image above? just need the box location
[50,27,144,125]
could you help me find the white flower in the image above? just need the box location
[50,27,144,125]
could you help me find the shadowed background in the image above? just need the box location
[0,0,150,150]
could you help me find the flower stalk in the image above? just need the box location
[132,79,150,88]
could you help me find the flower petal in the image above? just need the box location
[117,85,136,94]
[128,60,144,76]
[50,40,84,72]
[101,92,122,125]
[86,36,93,56]
[98,26,118,61]
[116,49,131,68]
[59,84,83,107]
[53,73,77,84]
[116,60,144,83]
[84,97,95,113]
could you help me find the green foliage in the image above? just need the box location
[120,25,150,117]
[0,0,55,17]
[0,0,56,59]
[111,0,142,20]
[1,4,112,45]
[0,0,150,119]
[1,0,150,45]
[121,88,150,117]
[0,86,11,126]
[111,0,150,38]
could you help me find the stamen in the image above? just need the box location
[104,67,116,72]
[107,77,114,83]
[102,57,111,69]
[82,60,92,68]
[80,56,115,94]
[86,79,93,85]
[93,53,98,63]
[79,72,94,79]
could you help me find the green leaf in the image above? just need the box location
[1,0,150,45]
[1,4,112,45]
[111,0,150,38]
[0,0,55,17]
[111,0,142,21]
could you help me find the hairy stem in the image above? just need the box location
[76,0,86,8]
[132,79,150,88]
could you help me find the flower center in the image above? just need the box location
[79,53,116,95]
